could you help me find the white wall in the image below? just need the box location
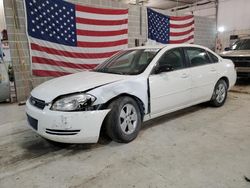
[0,0,6,32]
[192,7,216,18]
[218,0,250,32]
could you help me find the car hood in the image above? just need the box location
[220,50,250,57]
[31,71,129,102]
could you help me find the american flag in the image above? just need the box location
[147,8,194,44]
[24,0,128,77]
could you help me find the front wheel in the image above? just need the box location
[104,97,142,143]
[210,79,228,107]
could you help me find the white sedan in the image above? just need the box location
[26,44,236,143]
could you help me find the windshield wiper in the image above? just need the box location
[93,69,126,75]
[105,71,125,75]
[93,67,108,73]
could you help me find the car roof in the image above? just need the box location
[128,43,209,50]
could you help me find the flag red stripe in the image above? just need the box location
[31,43,118,59]
[169,35,194,44]
[170,28,194,37]
[170,15,194,21]
[77,39,128,47]
[77,29,128,36]
[76,17,128,26]
[76,5,128,15]
[170,20,194,29]
[33,70,71,77]
[32,56,98,69]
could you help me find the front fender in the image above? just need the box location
[88,77,149,114]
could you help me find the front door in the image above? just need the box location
[149,48,192,118]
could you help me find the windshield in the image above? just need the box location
[93,48,160,75]
[231,39,250,50]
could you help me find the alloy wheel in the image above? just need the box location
[119,104,138,135]
[215,83,226,103]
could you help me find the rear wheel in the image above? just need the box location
[104,97,142,143]
[210,79,228,107]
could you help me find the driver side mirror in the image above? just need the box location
[224,47,231,51]
[154,64,174,74]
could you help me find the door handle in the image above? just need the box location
[210,67,216,72]
[181,73,188,78]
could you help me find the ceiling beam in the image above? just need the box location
[165,0,195,4]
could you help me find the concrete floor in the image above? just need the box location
[0,80,250,188]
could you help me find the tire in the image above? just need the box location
[210,79,228,107]
[104,96,142,143]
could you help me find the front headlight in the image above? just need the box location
[51,93,96,111]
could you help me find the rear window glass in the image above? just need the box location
[207,51,219,63]
[186,48,211,67]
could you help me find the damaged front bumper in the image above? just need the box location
[25,100,110,143]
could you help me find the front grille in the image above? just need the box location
[45,128,80,136]
[29,96,46,110]
[27,114,38,130]
[223,56,250,67]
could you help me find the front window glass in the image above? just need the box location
[94,49,160,75]
[158,48,184,70]
[231,39,250,50]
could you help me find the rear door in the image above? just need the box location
[149,48,192,117]
[183,47,219,103]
